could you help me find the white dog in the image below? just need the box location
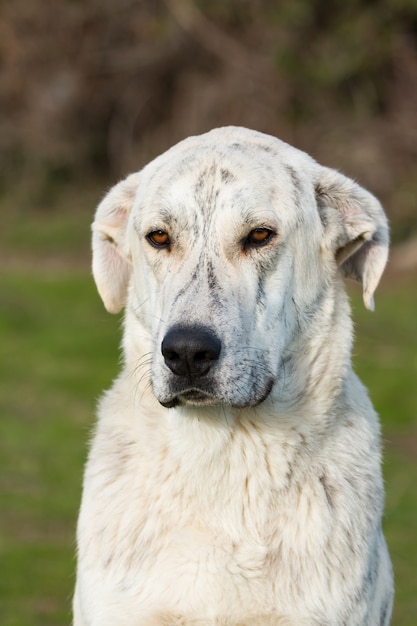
[74,127,393,625]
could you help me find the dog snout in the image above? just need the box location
[161,325,221,378]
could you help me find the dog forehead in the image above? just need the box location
[134,127,316,225]
[141,127,312,183]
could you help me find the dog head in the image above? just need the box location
[92,127,388,409]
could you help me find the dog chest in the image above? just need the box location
[77,408,381,623]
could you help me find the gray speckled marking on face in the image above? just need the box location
[220,168,237,184]
[193,162,222,218]
[284,164,307,225]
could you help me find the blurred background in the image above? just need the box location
[0,1,416,624]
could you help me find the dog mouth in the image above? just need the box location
[158,379,274,410]
[159,389,218,409]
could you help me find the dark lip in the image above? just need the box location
[180,390,213,402]
[159,379,274,410]
[160,389,216,409]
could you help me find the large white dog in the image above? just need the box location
[74,127,393,625]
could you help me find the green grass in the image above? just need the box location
[0,207,416,625]
[0,271,121,626]
[351,284,417,430]
[349,285,417,625]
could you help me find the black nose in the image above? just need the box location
[161,325,221,378]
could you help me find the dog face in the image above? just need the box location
[92,127,388,409]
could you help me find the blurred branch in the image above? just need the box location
[164,0,275,79]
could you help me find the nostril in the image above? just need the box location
[195,350,215,363]
[163,349,179,362]
[161,325,221,378]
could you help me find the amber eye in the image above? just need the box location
[146,230,170,248]
[245,228,274,248]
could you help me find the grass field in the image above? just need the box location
[0,200,416,625]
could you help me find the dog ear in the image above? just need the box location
[92,173,140,313]
[315,167,389,311]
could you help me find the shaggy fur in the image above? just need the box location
[74,127,393,625]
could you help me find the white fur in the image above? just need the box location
[75,127,393,625]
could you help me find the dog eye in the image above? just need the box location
[245,228,275,248]
[146,230,170,248]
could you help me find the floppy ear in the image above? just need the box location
[315,167,389,311]
[92,172,140,313]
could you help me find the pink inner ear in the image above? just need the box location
[94,207,130,246]
[104,206,130,228]
[114,206,129,221]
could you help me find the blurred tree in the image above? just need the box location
[0,0,416,240]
